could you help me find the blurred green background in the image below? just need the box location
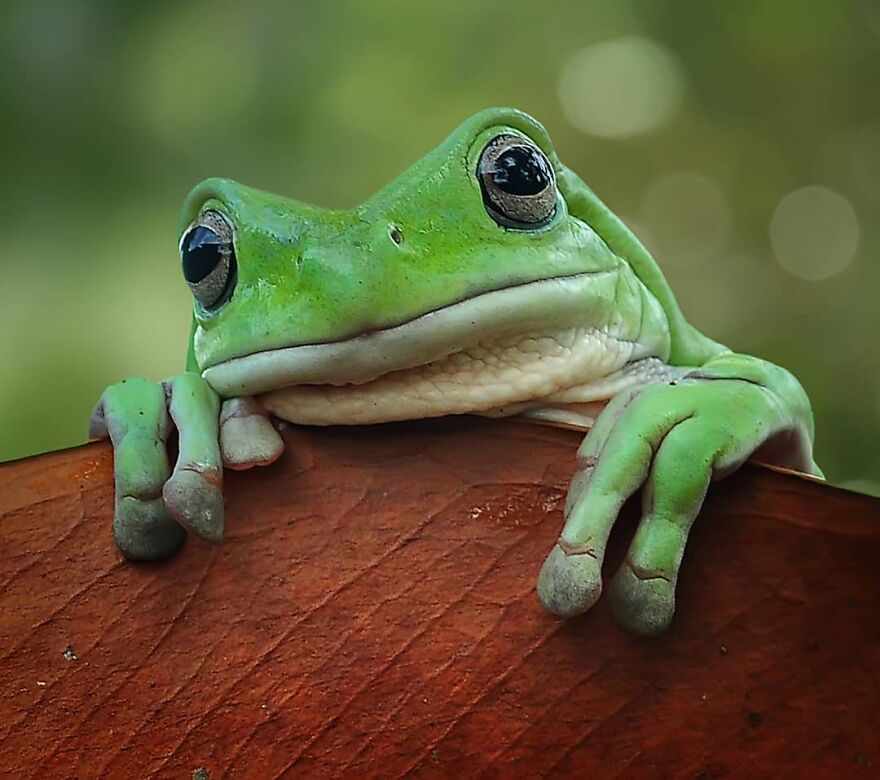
[1,0,878,493]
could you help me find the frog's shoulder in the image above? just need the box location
[557,166,726,366]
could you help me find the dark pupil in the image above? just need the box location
[490,146,551,195]
[182,226,224,283]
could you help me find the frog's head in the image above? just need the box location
[180,107,707,422]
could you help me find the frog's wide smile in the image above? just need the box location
[200,270,625,398]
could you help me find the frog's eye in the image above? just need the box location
[477,134,557,229]
[180,210,236,310]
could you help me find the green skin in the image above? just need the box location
[90,108,820,636]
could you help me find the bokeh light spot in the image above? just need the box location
[769,186,860,281]
[558,37,685,139]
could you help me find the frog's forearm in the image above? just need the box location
[538,350,819,635]
[90,372,230,559]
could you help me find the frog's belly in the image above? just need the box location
[258,327,685,427]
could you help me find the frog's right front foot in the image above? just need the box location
[89,373,283,561]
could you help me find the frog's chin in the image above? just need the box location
[201,269,670,412]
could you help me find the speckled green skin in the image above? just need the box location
[91,108,820,635]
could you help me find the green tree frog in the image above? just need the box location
[90,108,820,635]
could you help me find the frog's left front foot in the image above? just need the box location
[537,355,819,636]
[90,373,283,561]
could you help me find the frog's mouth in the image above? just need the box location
[201,270,672,426]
